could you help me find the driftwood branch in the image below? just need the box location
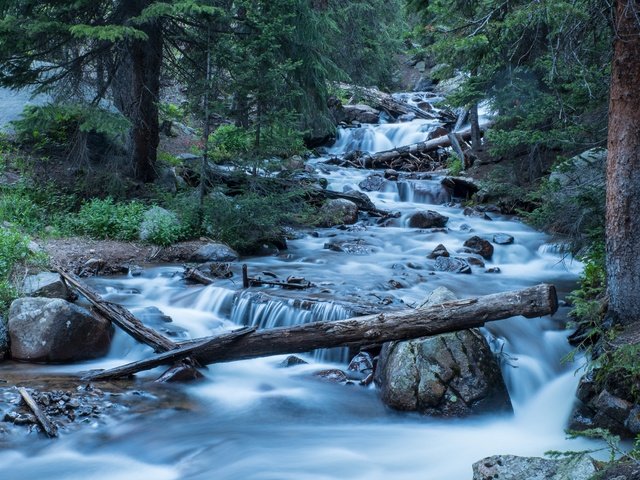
[83,327,257,381]
[54,265,177,352]
[336,83,448,121]
[19,387,58,438]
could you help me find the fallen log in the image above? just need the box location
[53,265,176,352]
[336,83,445,121]
[19,387,58,438]
[182,284,556,365]
[353,121,495,169]
[83,327,257,381]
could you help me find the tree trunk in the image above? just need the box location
[129,17,162,183]
[606,0,640,327]
[86,284,557,379]
[469,102,482,151]
[181,284,557,365]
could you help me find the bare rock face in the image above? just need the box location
[190,243,239,263]
[472,455,595,480]
[318,199,359,227]
[375,287,512,417]
[8,297,113,363]
[22,272,72,300]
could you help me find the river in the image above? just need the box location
[0,92,597,479]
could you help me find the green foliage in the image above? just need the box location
[12,103,130,151]
[139,206,183,246]
[447,155,463,176]
[476,165,529,214]
[0,226,32,312]
[69,198,145,241]
[159,102,186,123]
[69,24,148,42]
[209,124,252,162]
[201,189,311,253]
[0,182,76,235]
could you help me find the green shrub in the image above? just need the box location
[209,124,252,162]
[447,155,463,176]
[70,197,145,240]
[12,103,130,151]
[0,227,32,312]
[139,206,182,246]
[201,190,311,253]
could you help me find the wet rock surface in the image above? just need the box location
[8,298,113,363]
[472,455,596,480]
[375,287,512,417]
[408,210,449,229]
[463,236,494,260]
[189,242,239,263]
[318,199,359,227]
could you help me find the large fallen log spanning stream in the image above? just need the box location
[85,284,557,380]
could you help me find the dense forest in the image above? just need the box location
[0,1,639,479]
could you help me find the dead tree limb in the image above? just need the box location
[19,387,58,438]
[53,265,176,352]
[174,284,557,366]
[83,327,257,381]
[336,83,446,121]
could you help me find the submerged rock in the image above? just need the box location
[279,355,308,368]
[493,233,515,245]
[359,174,385,192]
[472,455,596,480]
[375,287,511,417]
[408,210,449,229]
[8,297,113,362]
[433,256,472,274]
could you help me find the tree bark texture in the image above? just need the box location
[606,0,640,326]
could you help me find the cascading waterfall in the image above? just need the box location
[0,92,599,480]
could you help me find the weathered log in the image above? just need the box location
[173,284,557,365]
[18,387,58,438]
[184,267,214,285]
[336,83,445,121]
[53,265,176,352]
[83,327,257,381]
[352,121,495,169]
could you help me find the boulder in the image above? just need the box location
[324,238,370,255]
[342,104,380,124]
[549,148,606,189]
[472,455,596,480]
[8,297,112,362]
[190,243,239,263]
[464,236,494,260]
[22,272,72,300]
[359,174,385,192]
[434,256,472,274]
[375,287,512,417]
[318,199,359,227]
[0,316,8,360]
[408,210,449,229]
[428,244,449,259]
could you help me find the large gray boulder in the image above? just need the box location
[472,455,596,480]
[318,199,359,227]
[190,243,239,263]
[8,297,112,362]
[22,272,72,300]
[341,104,380,124]
[375,287,512,417]
[549,148,606,190]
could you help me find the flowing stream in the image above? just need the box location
[0,94,599,479]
